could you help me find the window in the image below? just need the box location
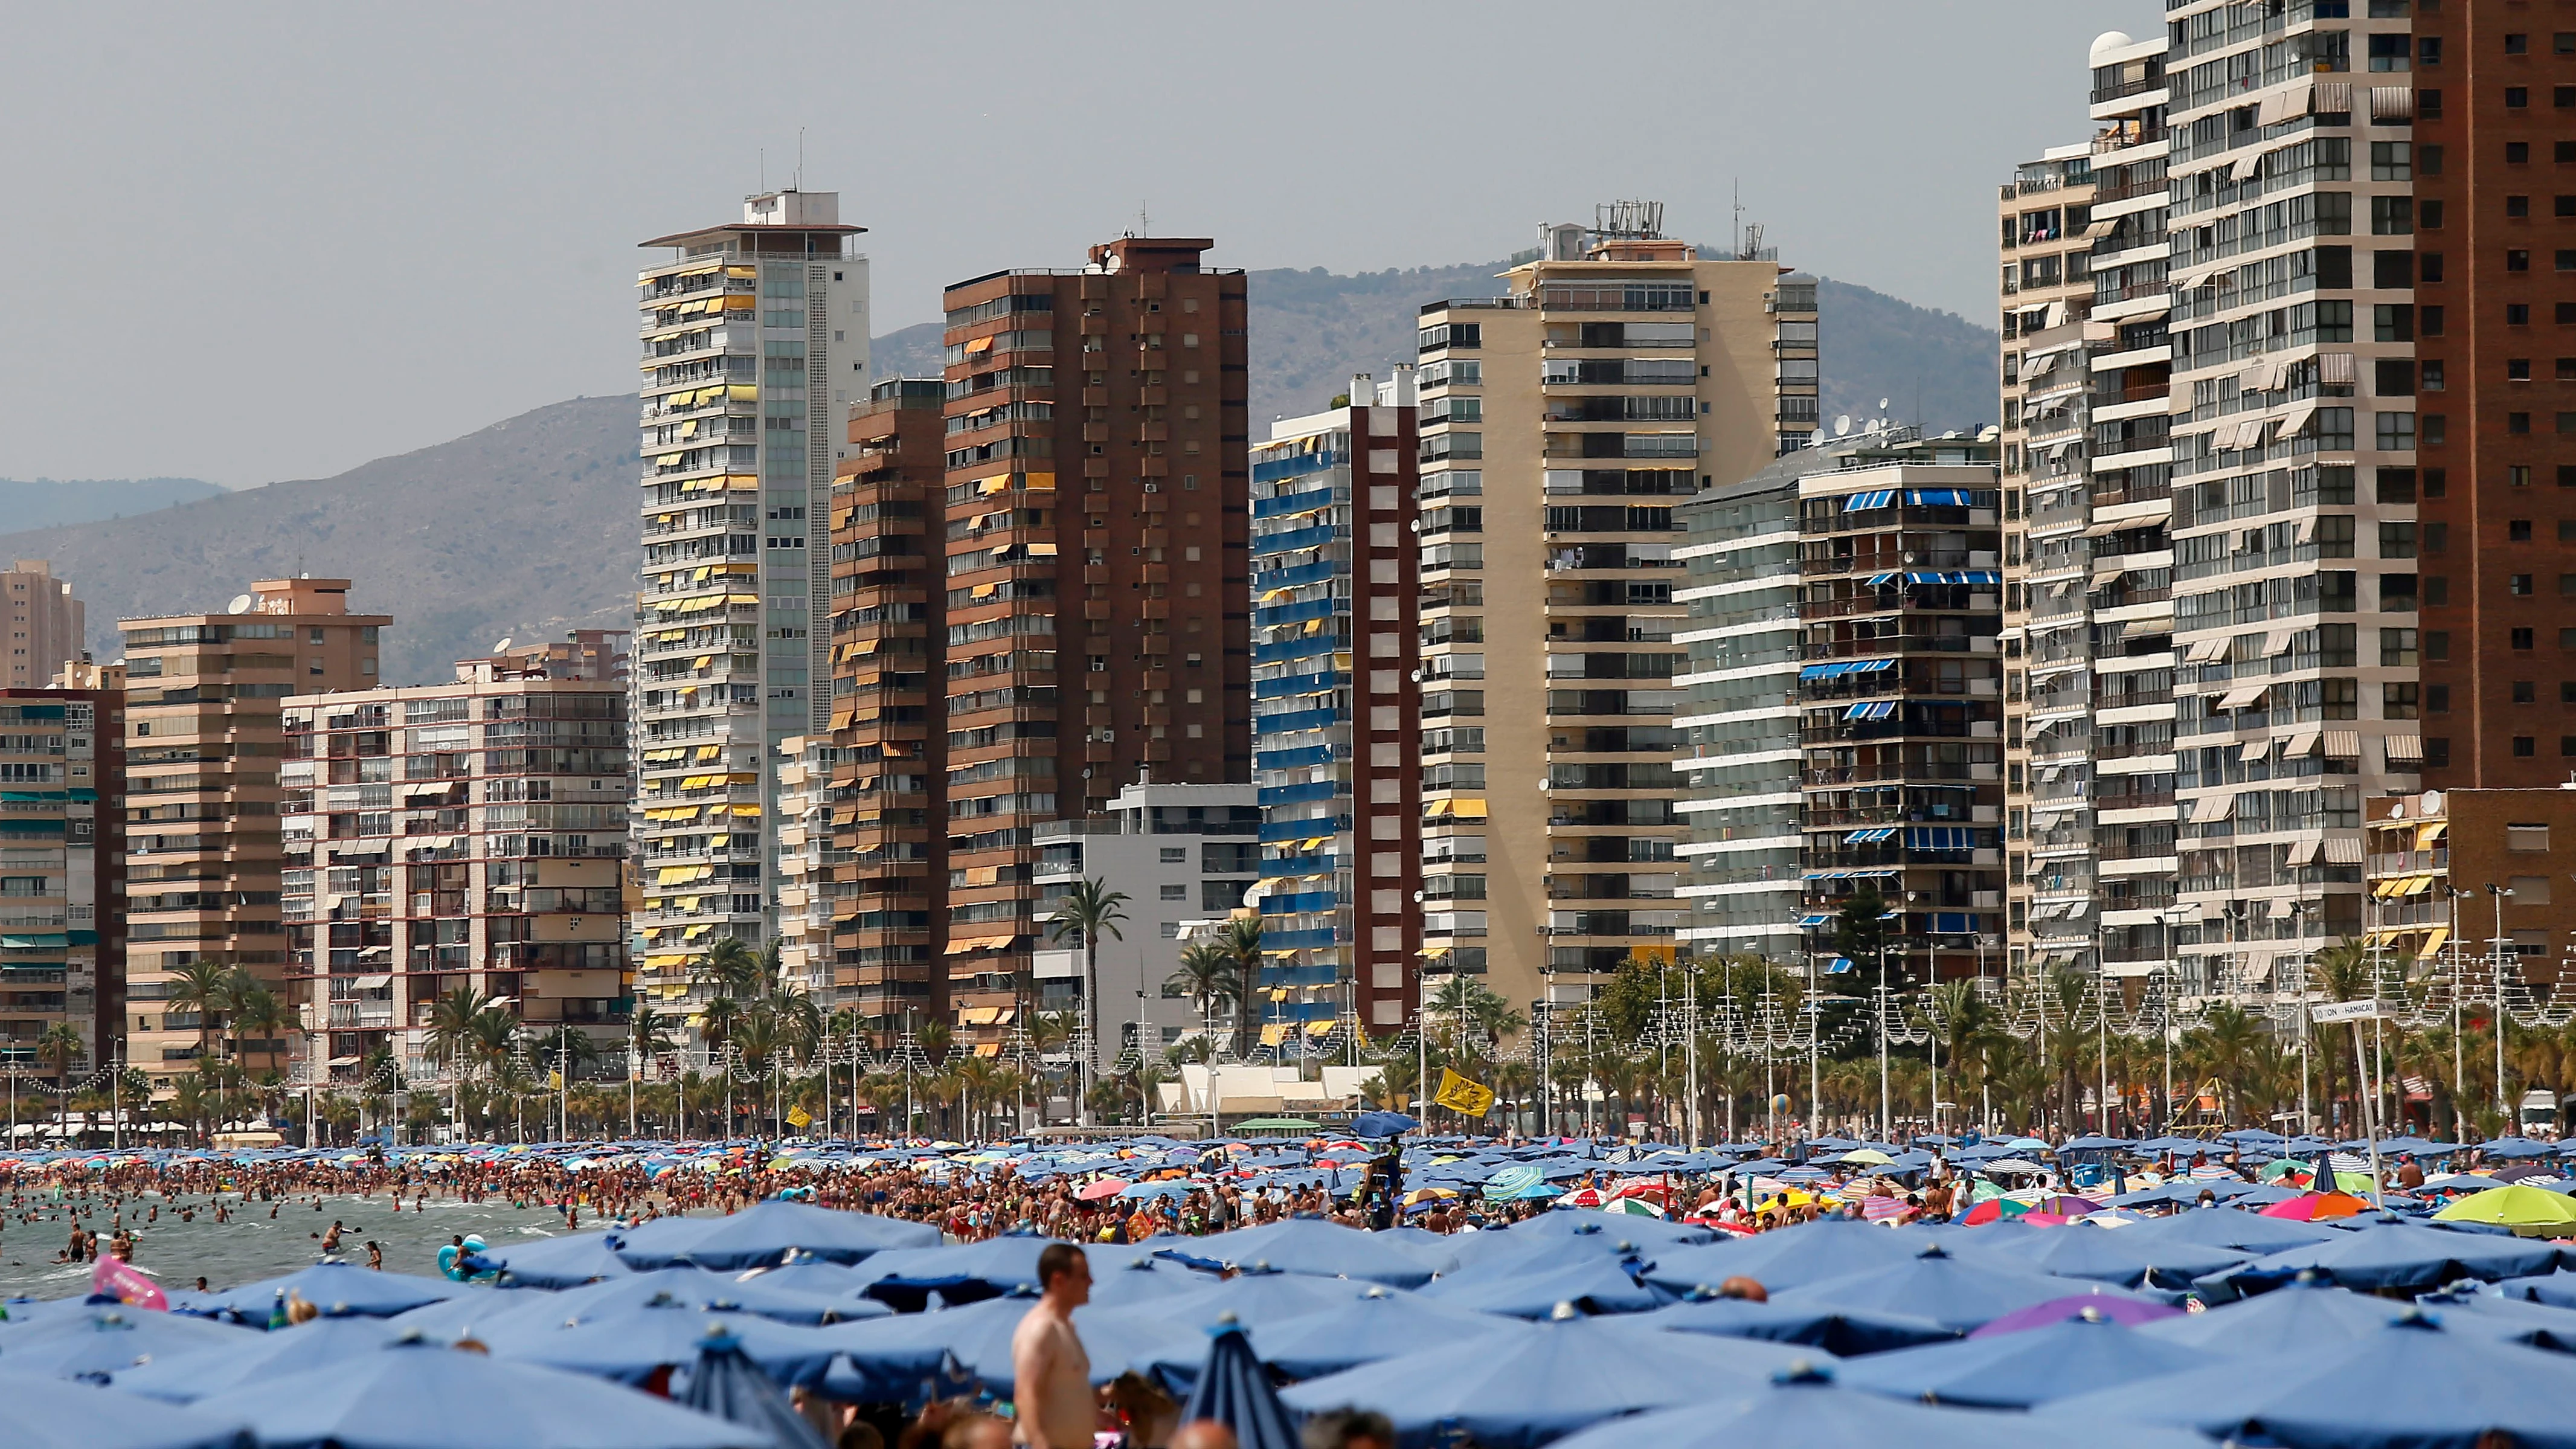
[2515,680,2539,703]
[2509,303,2533,326]
[2371,141,2413,179]
[2427,631,2450,660]
[2423,201,2446,231]
[2378,521,2418,557]
[2508,33,2532,55]
[2375,412,2417,449]
[1158,847,1185,863]
[2511,519,2535,541]
[2428,575,2450,606]
[2508,88,2532,108]
[2510,251,2533,274]
[2514,628,2537,650]
[2510,412,2532,434]
[2371,196,2415,234]
[2421,37,2443,67]
[2430,684,2451,713]
[2386,682,2420,719]
[1158,883,1185,901]
[2426,522,2449,553]
[2382,627,2419,666]
[2516,736,2540,757]
[2375,304,2414,341]
[2424,360,2447,390]
[2374,249,2414,288]
[2509,144,2533,166]
[2508,823,2552,852]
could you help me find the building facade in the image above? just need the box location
[1,562,85,692]
[2365,788,2575,1010]
[120,577,388,1087]
[1412,207,1815,1017]
[1247,374,1423,1041]
[1793,435,2007,985]
[1032,781,1260,1061]
[634,189,867,1034]
[2409,5,2572,790]
[0,689,121,1091]
[281,644,632,1087]
[936,237,1251,1052]
[818,379,949,1044]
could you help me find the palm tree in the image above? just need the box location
[698,936,766,1001]
[1049,878,1129,1121]
[1165,940,1239,1045]
[1218,914,1266,1060]
[227,983,292,1081]
[425,986,502,1069]
[165,960,236,1064]
[35,1022,83,1142]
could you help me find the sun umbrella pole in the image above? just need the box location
[2350,1014,2385,1209]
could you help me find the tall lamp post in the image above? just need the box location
[2489,883,2514,1118]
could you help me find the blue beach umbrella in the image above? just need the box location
[676,1325,826,1449]
[1276,1309,1823,1449]
[1178,1324,1301,1449]
[1643,1218,1961,1296]
[1627,1295,1956,1357]
[1546,1361,2212,1449]
[112,1316,405,1403]
[854,1235,1070,1311]
[1834,1307,2220,1407]
[1152,1219,1437,1288]
[0,1306,260,1379]
[1240,1286,1532,1379]
[192,1263,463,1323]
[2045,1312,2576,1449]
[1157,1270,1379,1331]
[1418,1251,1665,1319]
[2194,1216,2561,1299]
[2006,1221,2246,1290]
[1777,1244,2149,1333]
[615,1201,938,1271]
[2136,1272,2426,1352]
[484,1232,637,1290]
[0,1369,253,1449]
[188,1337,772,1449]
[2117,1203,2336,1254]
[479,1303,849,1389]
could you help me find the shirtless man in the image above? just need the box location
[1010,1244,1095,1449]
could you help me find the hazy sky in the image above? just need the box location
[3,1,2140,487]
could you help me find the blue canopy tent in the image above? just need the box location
[676,1325,827,1449]
[189,1264,464,1324]
[1776,1244,2150,1333]
[2116,1203,2336,1254]
[1276,1311,1825,1449]
[2044,1314,2576,1449]
[1177,1325,1300,1449]
[2493,1265,2576,1308]
[2193,1217,2562,1299]
[187,1338,772,1449]
[1543,1363,2214,1449]
[1833,1308,2220,1407]
[1642,1218,1953,1296]
[1076,1253,1210,1309]
[387,1267,887,1343]
[0,1370,254,1449]
[1999,1221,2246,1291]
[2135,1271,2429,1351]
[614,1201,939,1271]
[1154,1270,1379,1332]
[1628,1295,1956,1357]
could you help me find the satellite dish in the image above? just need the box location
[225,594,253,615]
[1833,415,1852,437]
[1878,398,1891,411]
[492,637,515,653]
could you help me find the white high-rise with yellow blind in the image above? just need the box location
[633,191,867,1027]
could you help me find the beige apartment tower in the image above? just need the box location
[2,562,85,691]
[120,577,388,1087]
[1412,205,1816,1019]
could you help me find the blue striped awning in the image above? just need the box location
[1799,658,1898,681]
[1840,489,1897,512]
[1845,827,1898,844]
[1905,489,1976,507]
[1843,701,1897,721]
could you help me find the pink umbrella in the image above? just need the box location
[1077,1179,1129,1201]
[1968,1293,2185,1338]
[2034,1194,2101,1215]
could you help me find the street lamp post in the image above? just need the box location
[2490,883,2514,1117]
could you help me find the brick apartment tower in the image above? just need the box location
[120,578,388,1087]
[938,237,1251,1050]
[1,562,85,690]
[824,378,951,1044]
[2412,7,2576,789]
[0,688,122,1099]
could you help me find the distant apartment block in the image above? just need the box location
[936,237,1251,1052]
[634,190,867,1032]
[0,689,121,1090]
[0,562,85,692]
[1413,206,1815,1017]
[120,577,388,1085]
[281,640,632,1086]
[1247,373,1422,1041]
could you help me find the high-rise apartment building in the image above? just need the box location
[0,562,85,691]
[814,379,949,1043]
[281,642,631,1087]
[2409,6,2572,791]
[1791,434,2006,984]
[2157,8,2423,1003]
[0,689,121,1090]
[937,237,1250,1051]
[634,190,866,1029]
[1247,374,1422,1040]
[1413,207,1816,1017]
[120,577,388,1086]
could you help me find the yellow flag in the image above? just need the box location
[1433,1067,1494,1117]
[547,1070,564,1091]
[786,1105,813,1129]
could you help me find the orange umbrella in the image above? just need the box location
[2258,1190,2368,1221]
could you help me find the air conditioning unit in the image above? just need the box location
[1143,483,1160,493]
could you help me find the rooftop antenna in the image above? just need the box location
[795,127,805,191]
[1138,201,1151,236]
[1733,179,1744,260]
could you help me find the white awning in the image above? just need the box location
[2287,837,2323,866]
[2241,739,2272,763]
[2185,636,2230,664]
[2191,794,2236,824]
[353,974,393,989]
[2215,683,2270,710]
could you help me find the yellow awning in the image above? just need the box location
[1451,798,1489,818]
[1306,1020,1334,1036]
[2420,926,2450,959]
[692,655,713,669]
[730,803,762,817]
[2417,821,2448,850]
[683,924,711,939]
[976,475,1012,495]
[696,745,722,760]
[965,336,993,354]
[1261,1024,1290,1046]
[643,954,688,969]
[1026,542,1058,556]
[1425,800,1452,818]
[1024,473,1055,490]
[971,583,998,599]
[728,385,758,401]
